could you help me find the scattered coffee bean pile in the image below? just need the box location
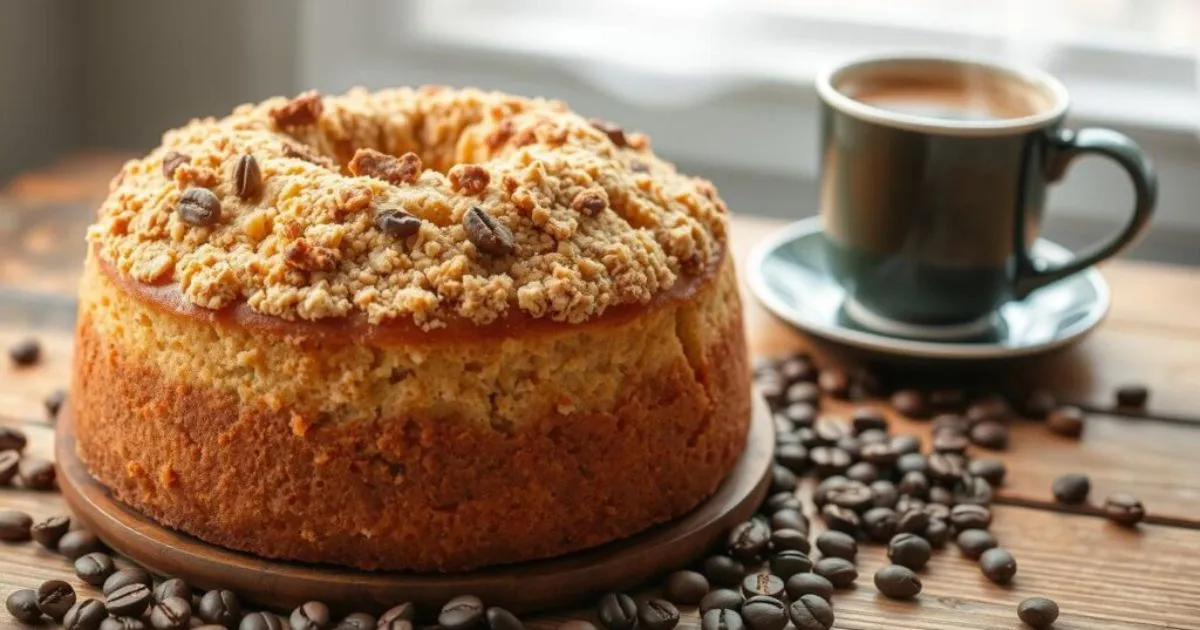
[0,339,1156,629]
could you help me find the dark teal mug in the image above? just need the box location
[816,55,1156,339]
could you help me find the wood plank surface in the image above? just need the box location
[2,154,1200,629]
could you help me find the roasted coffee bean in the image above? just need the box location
[289,601,330,630]
[0,509,33,541]
[834,436,861,460]
[45,388,68,422]
[927,452,966,483]
[150,596,192,630]
[1021,390,1056,419]
[931,429,969,454]
[375,209,423,238]
[177,187,222,226]
[862,507,899,543]
[1047,406,1085,437]
[924,501,950,523]
[332,613,375,630]
[65,598,108,630]
[636,599,678,630]
[814,420,851,445]
[813,557,857,588]
[887,533,932,570]
[103,568,152,597]
[1104,493,1146,527]
[771,512,809,536]
[162,151,190,178]
[597,593,637,630]
[240,612,285,630]
[770,549,813,579]
[703,555,747,587]
[59,529,103,560]
[969,420,1009,450]
[870,480,899,508]
[1051,473,1091,504]
[106,583,153,618]
[698,589,743,614]
[897,471,929,499]
[817,369,850,398]
[788,595,834,630]
[440,595,485,630]
[154,579,192,604]
[234,154,264,199]
[931,414,968,434]
[769,528,810,554]
[770,465,798,493]
[874,565,922,600]
[20,457,56,490]
[856,444,894,469]
[759,377,785,408]
[786,382,820,405]
[377,602,414,628]
[664,570,709,605]
[103,619,149,630]
[727,520,771,561]
[778,357,814,383]
[781,402,817,427]
[814,530,857,559]
[463,206,515,256]
[1115,384,1149,409]
[197,589,241,627]
[773,415,794,436]
[785,574,833,602]
[740,573,784,599]
[953,475,994,506]
[980,547,1018,584]
[826,480,874,512]
[858,428,889,445]
[851,407,887,434]
[890,389,928,417]
[966,397,1010,424]
[740,597,787,630]
[819,504,860,536]
[923,519,951,548]
[895,495,926,515]
[927,486,954,506]
[890,434,922,456]
[37,579,76,620]
[31,514,71,550]
[968,458,1007,487]
[774,443,808,473]
[1017,597,1060,628]
[895,509,929,535]
[0,450,20,484]
[7,588,43,624]
[482,607,520,630]
[956,529,998,559]
[8,337,41,366]
[949,504,992,531]
[813,475,850,507]
[0,426,27,452]
[764,492,803,515]
[75,552,116,586]
[845,461,878,484]
[700,608,744,630]
[810,447,852,478]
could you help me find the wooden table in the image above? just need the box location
[2,154,1199,629]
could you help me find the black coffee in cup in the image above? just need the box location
[815,55,1155,339]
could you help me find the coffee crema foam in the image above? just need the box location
[836,62,1053,122]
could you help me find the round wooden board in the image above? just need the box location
[56,395,773,616]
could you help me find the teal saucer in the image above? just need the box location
[747,217,1109,363]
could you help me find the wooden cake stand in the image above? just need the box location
[55,396,774,615]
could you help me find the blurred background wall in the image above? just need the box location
[2,0,1198,263]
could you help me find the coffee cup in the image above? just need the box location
[816,54,1156,339]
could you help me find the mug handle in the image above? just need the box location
[1012,128,1157,299]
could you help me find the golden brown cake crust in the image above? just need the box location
[88,87,729,330]
[72,255,750,571]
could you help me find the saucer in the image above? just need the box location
[747,217,1110,362]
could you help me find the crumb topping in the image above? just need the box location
[89,87,729,327]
